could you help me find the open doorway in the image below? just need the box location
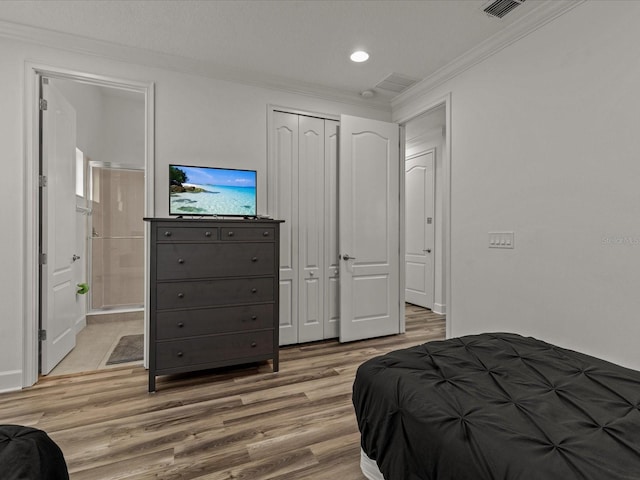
[403,103,447,316]
[45,78,146,376]
[23,65,154,386]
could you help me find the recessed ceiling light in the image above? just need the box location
[350,50,369,63]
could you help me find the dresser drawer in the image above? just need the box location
[156,277,274,310]
[156,330,274,370]
[221,226,275,241]
[156,304,274,339]
[156,243,274,280]
[156,226,219,241]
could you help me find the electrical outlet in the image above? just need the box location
[489,232,514,249]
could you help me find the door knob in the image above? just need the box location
[72,254,81,262]
[423,249,432,253]
[342,254,356,261]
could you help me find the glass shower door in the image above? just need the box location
[89,162,145,311]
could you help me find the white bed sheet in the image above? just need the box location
[360,448,385,480]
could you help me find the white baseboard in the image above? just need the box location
[74,314,87,334]
[0,370,23,393]
[433,303,446,315]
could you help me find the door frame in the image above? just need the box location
[395,93,452,339]
[22,63,155,387]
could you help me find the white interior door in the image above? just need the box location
[339,115,400,342]
[405,150,435,308]
[41,79,78,374]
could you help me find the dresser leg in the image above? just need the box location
[272,353,279,373]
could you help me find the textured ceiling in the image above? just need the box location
[0,0,575,105]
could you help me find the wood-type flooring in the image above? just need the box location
[0,305,445,479]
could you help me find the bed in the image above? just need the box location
[352,332,640,480]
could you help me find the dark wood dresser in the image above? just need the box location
[144,218,282,392]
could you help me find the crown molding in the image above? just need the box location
[0,19,391,113]
[391,0,585,115]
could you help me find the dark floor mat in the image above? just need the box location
[106,334,143,365]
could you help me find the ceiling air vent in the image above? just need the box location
[375,73,419,94]
[483,0,526,19]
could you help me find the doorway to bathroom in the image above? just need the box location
[39,77,148,377]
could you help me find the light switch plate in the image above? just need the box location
[489,232,514,249]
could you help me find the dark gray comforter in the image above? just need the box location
[353,333,640,480]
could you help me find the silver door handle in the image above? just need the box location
[423,249,431,253]
[342,254,356,260]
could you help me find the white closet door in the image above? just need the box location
[324,120,340,339]
[298,116,325,343]
[272,112,299,345]
[339,115,400,342]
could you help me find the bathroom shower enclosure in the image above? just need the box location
[89,161,145,312]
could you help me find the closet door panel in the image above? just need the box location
[298,115,324,343]
[272,112,298,345]
[324,120,340,339]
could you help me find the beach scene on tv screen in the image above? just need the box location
[170,165,257,216]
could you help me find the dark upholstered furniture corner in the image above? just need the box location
[0,425,69,479]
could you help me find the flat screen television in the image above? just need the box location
[169,164,257,217]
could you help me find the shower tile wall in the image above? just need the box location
[91,167,145,310]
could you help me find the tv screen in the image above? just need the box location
[169,164,257,217]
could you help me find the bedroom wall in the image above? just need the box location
[394,1,640,370]
[0,35,390,392]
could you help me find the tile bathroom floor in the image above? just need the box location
[48,311,144,377]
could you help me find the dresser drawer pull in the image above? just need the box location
[251,256,258,262]
[177,322,184,328]
[251,288,257,293]
[251,342,257,348]
[164,231,172,237]
[178,258,185,264]
[177,351,183,357]
[177,293,184,299]
[251,315,257,321]
[263,231,270,237]
[228,231,235,237]
[205,231,212,237]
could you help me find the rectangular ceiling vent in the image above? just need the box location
[375,73,419,94]
[483,0,526,19]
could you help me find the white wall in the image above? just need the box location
[0,35,390,391]
[101,91,145,167]
[395,1,640,370]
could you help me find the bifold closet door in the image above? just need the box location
[298,116,325,343]
[271,111,342,345]
[272,112,299,345]
[324,120,340,339]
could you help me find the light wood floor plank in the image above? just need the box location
[0,305,444,479]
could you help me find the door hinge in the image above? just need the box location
[39,175,47,187]
[39,329,47,341]
[39,253,47,265]
[39,98,48,111]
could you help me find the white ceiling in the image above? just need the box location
[0,0,579,107]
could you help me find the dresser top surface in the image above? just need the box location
[144,217,284,224]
